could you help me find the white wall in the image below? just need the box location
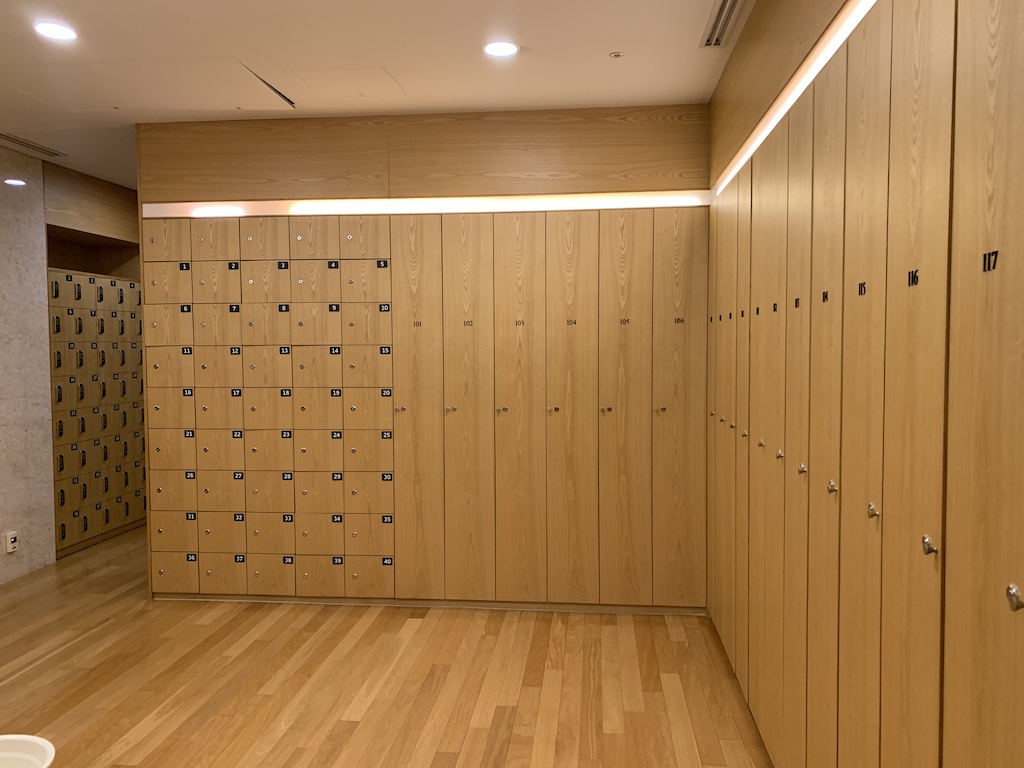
[0,145,56,584]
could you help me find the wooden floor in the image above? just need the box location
[0,528,772,768]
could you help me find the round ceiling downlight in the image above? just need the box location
[35,22,77,41]
[4,179,27,186]
[484,41,519,57]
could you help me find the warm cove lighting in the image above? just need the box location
[34,21,77,41]
[713,0,879,196]
[484,41,519,57]
[4,179,27,186]
[144,191,711,220]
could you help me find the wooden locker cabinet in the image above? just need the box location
[148,429,197,470]
[150,470,198,511]
[344,430,394,472]
[290,216,341,260]
[243,387,294,429]
[195,388,243,429]
[343,388,393,430]
[247,554,296,596]
[295,555,347,597]
[341,303,393,345]
[246,513,295,554]
[151,552,200,594]
[342,345,392,388]
[293,345,345,387]
[143,260,193,304]
[242,346,293,388]
[344,514,395,556]
[293,430,345,473]
[294,472,346,515]
[197,512,247,552]
[292,387,346,430]
[295,513,346,555]
[192,303,243,346]
[291,260,342,303]
[240,217,290,261]
[341,259,392,303]
[245,471,295,513]
[150,511,199,551]
[345,556,395,598]
[339,216,390,260]
[196,471,246,512]
[291,302,342,346]
[245,429,295,471]
[199,553,248,594]
[193,346,243,388]
[242,303,293,345]
[241,260,292,303]
[191,260,242,303]
[191,218,240,261]
[143,219,191,262]
[195,430,245,470]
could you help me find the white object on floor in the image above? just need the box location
[0,735,55,768]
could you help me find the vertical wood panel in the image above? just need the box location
[806,47,848,768]
[442,213,495,601]
[734,162,753,694]
[944,1,1024,767]
[598,209,654,606]
[546,211,600,604]
[783,89,814,768]
[653,207,709,608]
[838,4,892,767]
[494,212,547,602]
[707,200,719,622]
[392,214,446,599]
[880,0,955,765]
[748,121,789,762]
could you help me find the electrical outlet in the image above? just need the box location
[5,531,17,554]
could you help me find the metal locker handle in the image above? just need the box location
[921,535,938,556]
[827,480,838,494]
[1006,584,1023,612]
[868,503,879,518]
[797,464,808,474]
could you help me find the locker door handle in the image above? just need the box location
[868,503,879,518]
[56,386,62,403]
[55,351,62,368]
[776,450,784,459]
[827,480,838,494]
[1006,584,1024,612]
[797,464,807,474]
[52,281,60,299]
[921,535,938,556]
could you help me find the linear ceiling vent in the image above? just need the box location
[0,132,66,158]
[701,0,744,47]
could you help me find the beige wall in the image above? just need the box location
[0,146,56,584]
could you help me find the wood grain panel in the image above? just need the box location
[545,211,600,605]
[598,209,654,606]
[806,47,847,768]
[747,119,788,764]
[42,162,138,243]
[710,0,847,182]
[652,207,708,608]
[706,199,719,623]
[838,5,891,767]
[389,105,708,197]
[442,213,495,601]
[494,212,547,602]
[137,118,389,203]
[782,89,813,768]
[879,2,954,767]
[734,162,752,694]
[943,2,1024,767]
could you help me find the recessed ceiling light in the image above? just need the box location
[35,22,77,41]
[4,179,27,187]
[484,41,519,57]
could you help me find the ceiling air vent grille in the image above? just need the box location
[0,132,66,158]
[701,0,744,47]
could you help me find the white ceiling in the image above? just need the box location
[0,0,752,190]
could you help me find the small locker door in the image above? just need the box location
[150,470,198,511]
[295,556,346,597]
[295,514,346,555]
[192,260,241,303]
[194,346,243,388]
[342,345,392,388]
[191,218,240,262]
[343,430,393,472]
[245,471,295,513]
[247,513,296,553]
[143,261,193,304]
[143,219,191,261]
[192,303,243,346]
[149,429,197,470]
[293,430,345,473]
[292,345,344,388]
[242,303,292,345]
[243,388,294,429]
[240,217,290,261]
[245,430,295,471]
[291,303,342,346]
[196,471,247,512]
[194,388,243,429]
[198,553,247,594]
[146,346,195,388]
[151,552,200,593]
[241,260,292,304]
[195,430,245,470]
[294,472,345,515]
[344,514,395,556]
[291,260,342,303]
[290,217,341,260]
[247,554,295,596]
[338,216,389,260]
[150,511,199,551]
[197,511,247,552]
[344,472,395,514]
[343,388,394,430]
[292,388,345,430]
[341,259,392,303]
[341,303,393,345]
[242,346,292,388]
[345,556,395,598]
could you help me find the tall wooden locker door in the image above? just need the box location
[711,193,736,624]
[747,121,788,761]
[838,5,891,767]
[392,215,445,600]
[782,90,813,768]
[943,1,1024,766]
[734,162,753,693]
[880,0,954,766]
[494,212,546,602]
[442,213,495,601]
[806,48,847,768]
[653,208,708,608]
[598,209,654,606]
[706,201,718,621]
[546,211,600,604]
